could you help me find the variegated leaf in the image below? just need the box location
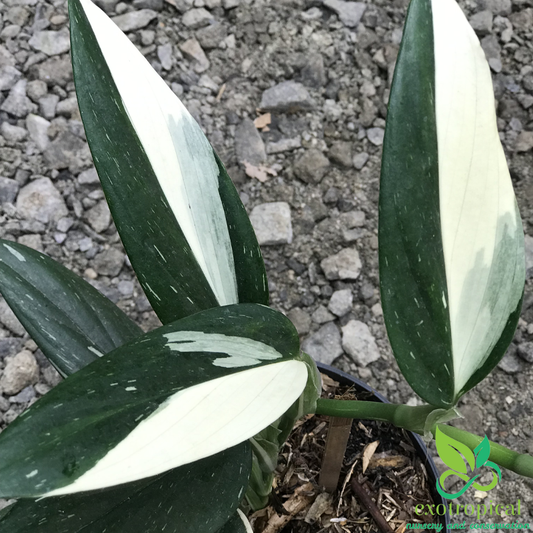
[379,0,525,407]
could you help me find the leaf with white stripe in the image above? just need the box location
[69,0,268,325]
[0,304,307,498]
[0,239,141,376]
[0,444,251,533]
[380,0,525,408]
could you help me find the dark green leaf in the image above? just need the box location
[0,239,141,376]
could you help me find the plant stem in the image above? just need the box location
[437,425,533,479]
[315,399,435,435]
[315,399,533,479]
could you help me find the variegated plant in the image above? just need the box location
[0,0,531,530]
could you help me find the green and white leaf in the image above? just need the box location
[379,0,525,408]
[69,0,267,325]
[0,304,307,498]
[0,239,141,376]
[0,444,251,533]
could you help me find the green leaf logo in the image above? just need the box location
[435,428,501,499]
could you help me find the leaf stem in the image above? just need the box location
[315,399,533,479]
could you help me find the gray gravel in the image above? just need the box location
[0,0,531,520]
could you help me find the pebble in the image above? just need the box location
[234,118,266,166]
[92,248,125,277]
[497,351,523,374]
[515,131,533,152]
[39,94,60,120]
[312,305,335,324]
[525,235,533,277]
[78,167,100,185]
[329,141,353,168]
[517,342,533,363]
[196,22,227,50]
[301,322,343,365]
[9,385,36,404]
[0,350,39,396]
[157,43,173,70]
[266,137,301,154]
[0,177,20,204]
[341,320,380,366]
[26,80,47,102]
[86,200,111,234]
[0,122,27,143]
[353,151,369,169]
[260,81,314,112]
[182,8,214,29]
[469,10,493,34]
[0,65,22,91]
[250,202,292,245]
[112,9,158,31]
[320,248,362,280]
[287,307,311,335]
[16,177,68,224]
[323,0,367,27]
[301,53,326,88]
[179,38,210,73]
[1,79,37,118]
[30,57,73,87]
[26,114,50,152]
[133,0,164,9]
[29,30,70,56]
[44,131,90,172]
[293,149,330,184]
[367,127,385,146]
[328,289,353,317]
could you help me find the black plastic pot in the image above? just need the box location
[317,362,450,527]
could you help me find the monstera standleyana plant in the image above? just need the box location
[0,0,531,530]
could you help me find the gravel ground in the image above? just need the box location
[0,0,532,523]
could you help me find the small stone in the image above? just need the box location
[323,0,367,27]
[517,342,533,363]
[179,38,209,73]
[329,141,353,167]
[235,118,266,166]
[222,0,240,8]
[94,0,120,12]
[498,351,522,374]
[0,177,20,203]
[250,202,292,245]
[29,30,70,56]
[260,81,314,113]
[340,210,365,228]
[198,74,219,92]
[479,0,511,16]
[0,65,21,91]
[31,57,72,87]
[525,235,533,277]
[26,80,47,102]
[302,7,323,21]
[301,53,326,88]
[328,289,353,317]
[9,385,36,404]
[157,43,173,70]
[312,305,335,324]
[182,8,214,29]
[16,177,68,224]
[0,350,39,396]
[39,94,60,119]
[0,299,25,336]
[86,200,111,233]
[93,248,125,277]
[140,30,155,46]
[1,25,21,39]
[302,322,343,365]
[78,167,100,185]
[56,97,80,119]
[44,131,90,172]
[133,0,163,9]
[294,149,330,184]
[118,280,134,297]
[288,307,311,335]
[112,10,157,31]
[6,6,30,26]
[266,137,301,154]
[353,152,369,170]
[321,248,362,280]
[18,234,43,252]
[0,122,27,143]
[341,320,380,366]
[56,217,74,233]
[469,10,493,34]
[42,365,62,387]
[1,80,37,118]
[515,131,533,152]
[195,22,227,50]
[26,114,50,152]
[367,127,385,146]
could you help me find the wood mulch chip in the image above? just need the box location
[249,374,440,533]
